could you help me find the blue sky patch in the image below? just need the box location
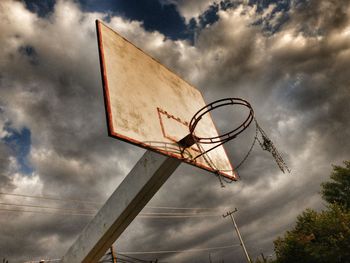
[79,0,193,40]
[2,126,34,175]
[250,0,291,13]
[21,0,293,43]
[249,0,294,34]
[23,0,55,17]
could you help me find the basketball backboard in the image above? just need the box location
[96,20,237,180]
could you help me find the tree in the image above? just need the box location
[273,205,350,263]
[272,161,350,263]
[321,161,350,210]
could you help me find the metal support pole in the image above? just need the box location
[62,150,181,263]
[110,246,117,263]
[223,208,252,263]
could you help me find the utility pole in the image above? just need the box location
[110,246,116,263]
[223,208,252,263]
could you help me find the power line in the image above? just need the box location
[0,201,96,213]
[139,212,215,215]
[116,258,133,263]
[22,253,166,263]
[145,206,219,211]
[118,244,240,255]
[0,207,220,218]
[139,214,220,218]
[0,192,99,205]
[0,192,219,211]
[100,250,165,263]
[21,244,236,262]
[0,207,95,216]
[140,212,220,216]
[0,203,217,216]
[23,259,61,263]
[117,253,150,263]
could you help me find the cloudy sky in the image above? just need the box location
[0,0,349,262]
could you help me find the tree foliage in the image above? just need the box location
[321,161,350,210]
[272,161,350,263]
[273,205,350,263]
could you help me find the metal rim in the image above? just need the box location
[189,98,254,144]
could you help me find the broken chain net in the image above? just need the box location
[179,98,290,187]
[233,118,290,174]
[255,119,291,173]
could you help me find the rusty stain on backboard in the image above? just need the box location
[96,20,236,180]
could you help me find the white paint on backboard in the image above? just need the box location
[96,20,236,180]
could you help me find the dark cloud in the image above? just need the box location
[0,0,141,259]
[18,45,40,65]
[0,143,14,191]
[128,2,350,261]
[291,0,349,36]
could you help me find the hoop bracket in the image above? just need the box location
[178,98,254,149]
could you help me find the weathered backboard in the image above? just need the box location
[96,20,237,180]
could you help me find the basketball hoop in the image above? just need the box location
[178,98,254,157]
[178,97,290,180]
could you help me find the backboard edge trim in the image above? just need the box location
[96,20,114,137]
[96,20,237,181]
[109,130,237,181]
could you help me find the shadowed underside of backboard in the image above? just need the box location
[96,20,237,180]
